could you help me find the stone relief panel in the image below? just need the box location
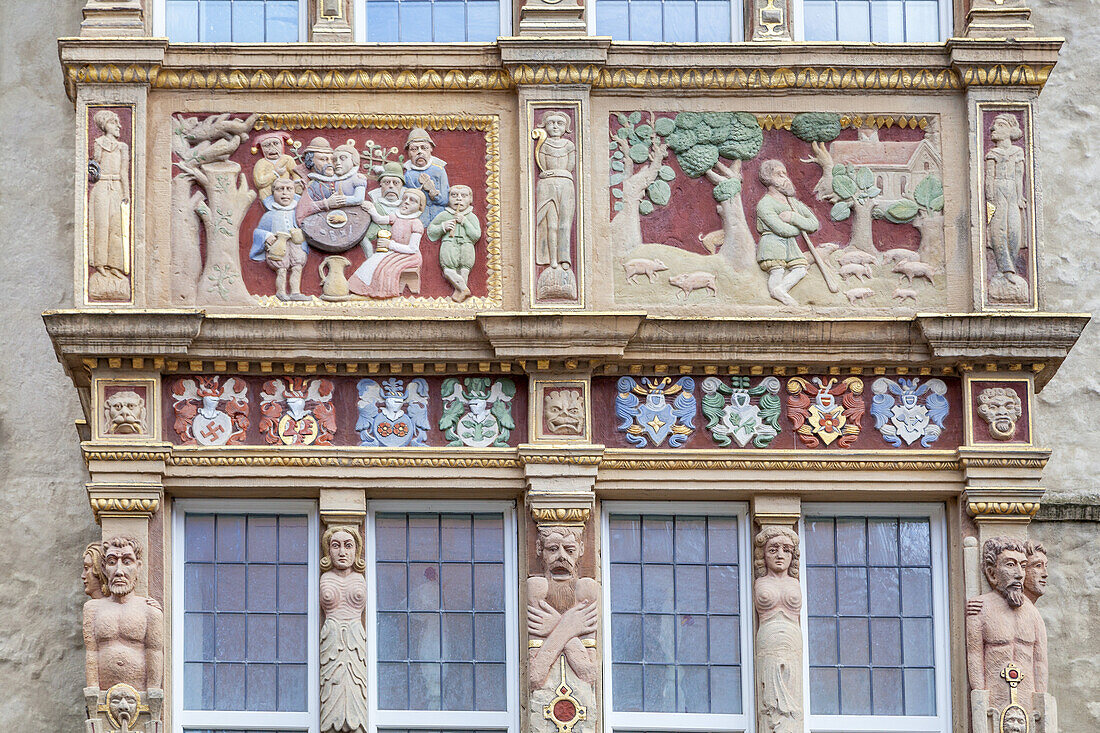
[319,525,368,733]
[162,374,528,447]
[968,379,1031,445]
[592,374,963,449]
[533,380,588,442]
[530,105,581,305]
[609,112,949,310]
[978,105,1037,309]
[170,113,501,309]
[86,105,134,304]
[96,379,157,440]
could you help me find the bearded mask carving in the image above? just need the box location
[544,388,584,436]
[977,387,1023,440]
[104,391,147,435]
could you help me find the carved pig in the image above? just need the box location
[837,248,878,267]
[893,260,935,285]
[816,242,841,258]
[883,248,920,264]
[669,271,717,298]
[623,258,669,284]
[839,263,873,281]
[892,288,918,302]
[845,287,874,304]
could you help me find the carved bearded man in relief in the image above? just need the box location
[977,387,1023,441]
[755,159,820,306]
[83,537,163,691]
[527,524,598,719]
[965,537,1047,710]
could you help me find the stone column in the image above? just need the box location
[309,0,354,42]
[319,489,369,733]
[750,495,803,733]
[521,445,602,733]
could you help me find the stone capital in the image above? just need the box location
[87,482,163,522]
[80,0,146,39]
[319,487,366,527]
[519,444,602,497]
[751,494,800,527]
[963,486,1043,524]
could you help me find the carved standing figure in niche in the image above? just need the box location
[985,113,1028,302]
[83,537,163,691]
[977,387,1023,441]
[83,542,108,599]
[965,537,1047,710]
[534,111,576,271]
[319,526,369,733]
[103,390,147,436]
[350,188,426,298]
[527,525,598,727]
[403,128,449,227]
[755,159,820,306]
[427,184,481,302]
[754,526,803,733]
[252,131,302,201]
[88,110,130,300]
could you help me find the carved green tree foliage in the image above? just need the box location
[609,112,672,253]
[791,112,842,199]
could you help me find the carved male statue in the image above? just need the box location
[977,387,1023,441]
[526,525,599,690]
[1024,541,1047,605]
[965,537,1047,710]
[755,159,820,306]
[83,537,163,690]
[103,391,147,436]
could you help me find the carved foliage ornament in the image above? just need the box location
[786,377,864,448]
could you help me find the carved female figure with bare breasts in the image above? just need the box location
[319,525,369,733]
[754,525,803,733]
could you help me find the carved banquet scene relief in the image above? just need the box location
[170,114,501,308]
[610,112,947,309]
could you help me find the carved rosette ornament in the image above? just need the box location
[753,525,804,733]
[319,525,369,733]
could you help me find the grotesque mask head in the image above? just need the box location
[104,390,146,435]
[982,537,1028,608]
[977,387,1023,441]
[544,388,583,436]
[102,536,142,599]
[106,683,141,730]
[1001,704,1028,733]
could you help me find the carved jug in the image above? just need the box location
[319,255,352,301]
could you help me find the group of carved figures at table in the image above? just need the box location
[78,522,1054,733]
[86,107,1031,308]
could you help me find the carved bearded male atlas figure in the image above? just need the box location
[319,526,369,733]
[83,537,163,691]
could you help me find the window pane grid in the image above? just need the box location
[806,515,935,717]
[594,0,735,41]
[609,513,741,715]
[183,513,309,713]
[365,0,501,41]
[375,512,507,712]
[803,0,942,42]
[165,0,301,42]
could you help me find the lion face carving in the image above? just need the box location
[544,388,584,436]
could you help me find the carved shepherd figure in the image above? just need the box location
[259,377,336,446]
[786,377,864,448]
[88,109,131,301]
[319,526,369,733]
[754,526,803,733]
[171,376,249,446]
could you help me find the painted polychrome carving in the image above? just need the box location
[170,376,249,445]
[102,385,149,437]
[981,107,1034,307]
[785,377,864,448]
[440,377,516,447]
[701,375,781,447]
[870,376,949,447]
[614,376,697,447]
[259,377,336,445]
[86,106,132,303]
[84,683,164,733]
[319,525,369,733]
[170,114,500,308]
[610,112,945,309]
[753,526,803,733]
[355,377,430,447]
[532,108,579,302]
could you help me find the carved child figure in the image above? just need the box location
[427,184,481,302]
[88,109,131,300]
[403,128,449,226]
[533,110,577,271]
[251,177,309,301]
[83,537,163,691]
[319,526,368,733]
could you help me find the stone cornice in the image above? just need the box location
[44,310,1088,390]
[58,36,1063,101]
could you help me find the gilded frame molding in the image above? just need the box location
[530,378,591,443]
[963,375,1035,448]
[92,376,160,441]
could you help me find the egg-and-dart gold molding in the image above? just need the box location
[63,63,1052,93]
[90,497,161,513]
[966,501,1040,517]
[168,455,524,468]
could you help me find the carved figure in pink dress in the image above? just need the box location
[347,189,427,298]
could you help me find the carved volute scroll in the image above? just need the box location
[319,524,369,733]
[527,505,598,733]
[753,525,803,733]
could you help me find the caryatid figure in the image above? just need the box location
[965,537,1047,710]
[527,525,599,691]
[319,525,368,733]
[533,110,577,271]
[753,526,803,733]
[83,537,164,690]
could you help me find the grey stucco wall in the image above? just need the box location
[0,0,1096,728]
[0,0,94,729]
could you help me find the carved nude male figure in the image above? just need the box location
[526,525,599,689]
[965,537,1047,710]
[83,537,163,690]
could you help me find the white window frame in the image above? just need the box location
[801,502,952,733]
[172,498,321,733]
[601,501,754,733]
[586,0,744,42]
[353,0,512,42]
[154,0,309,41]
[791,0,953,42]
[365,499,520,733]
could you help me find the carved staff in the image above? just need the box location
[785,194,840,293]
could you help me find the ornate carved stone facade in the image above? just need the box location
[44,0,1093,731]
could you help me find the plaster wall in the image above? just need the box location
[0,1,1097,731]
